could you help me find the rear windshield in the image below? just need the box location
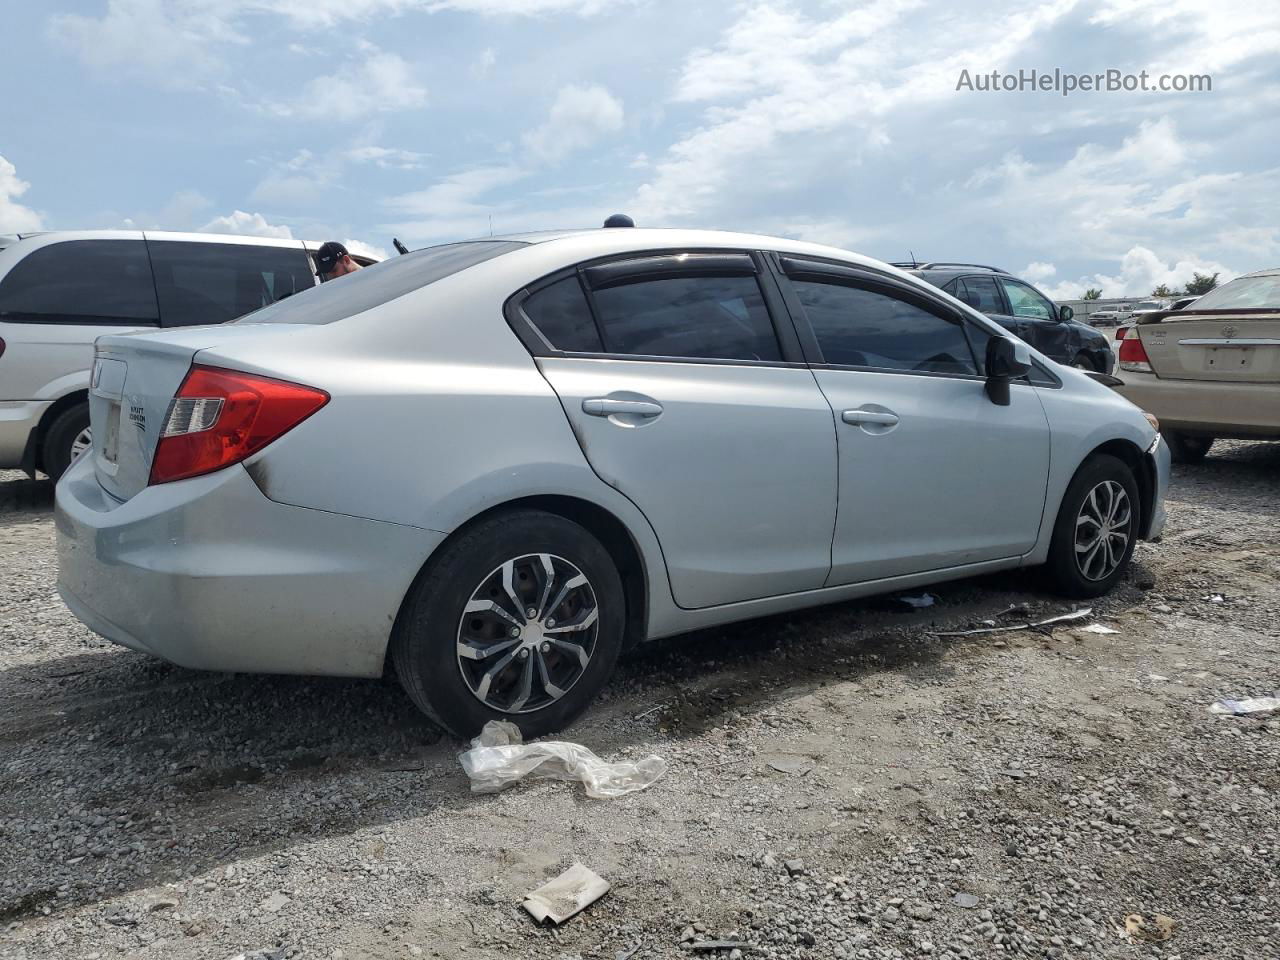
[235,240,527,325]
[1188,274,1280,311]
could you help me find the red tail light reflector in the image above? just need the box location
[149,365,328,485]
[1117,332,1151,373]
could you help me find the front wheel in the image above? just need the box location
[1044,454,1140,598]
[1163,431,1213,464]
[391,510,625,739]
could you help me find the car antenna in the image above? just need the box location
[489,215,493,237]
[393,238,409,256]
[909,249,917,266]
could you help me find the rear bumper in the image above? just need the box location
[0,400,48,469]
[1115,371,1280,439]
[55,455,444,678]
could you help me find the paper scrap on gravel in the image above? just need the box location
[1121,912,1177,942]
[521,863,610,924]
[1209,696,1280,716]
[932,608,1093,637]
[459,720,667,799]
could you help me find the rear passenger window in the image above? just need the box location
[522,276,604,352]
[148,241,313,327]
[591,275,781,361]
[0,239,159,325]
[793,280,978,375]
[956,275,1004,314]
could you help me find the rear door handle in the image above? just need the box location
[583,398,664,417]
[842,409,899,427]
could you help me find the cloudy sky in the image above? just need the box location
[2,0,1278,297]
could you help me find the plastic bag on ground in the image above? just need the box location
[459,720,667,799]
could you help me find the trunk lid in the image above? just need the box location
[89,326,309,501]
[1136,309,1280,382]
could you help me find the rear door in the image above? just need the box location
[1137,312,1280,383]
[776,257,1051,584]
[0,237,158,403]
[509,251,838,609]
[145,238,314,327]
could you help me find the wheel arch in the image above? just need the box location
[1081,438,1156,539]
[386,494,651,675]
[24,389,89,475]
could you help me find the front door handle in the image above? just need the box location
[842,409,899,427]
[583,398,664,417]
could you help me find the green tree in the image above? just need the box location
[1083,288,1102,300]
[1184,272,1220,295]
[1151,283,1177,298]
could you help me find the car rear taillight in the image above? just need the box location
[149,365,329,485]
[1117,332,1152,373]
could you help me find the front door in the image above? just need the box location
[998,276,1072,363]
[511,253,838,609]
[777,259,1052,584]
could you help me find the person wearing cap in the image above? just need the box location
[314,242,362,282]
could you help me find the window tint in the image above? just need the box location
[956,275,1004,314]
[149,241,313,327]
[591,275,780,361]
[522,275,603,352]
[998,279,1054,319]
[0,239,158,325]
[239,241,528,325]
[793,280,978,375]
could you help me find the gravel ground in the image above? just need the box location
[1,445,1277,960]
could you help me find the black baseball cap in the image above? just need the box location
[314,241,349,277]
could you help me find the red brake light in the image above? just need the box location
[1117,332,1151,372]
[149,365,328,485]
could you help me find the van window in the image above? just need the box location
[148,241,314,327]
[0,239,159,325]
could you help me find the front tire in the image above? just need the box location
[391,510,625,739]
[1071,351,1099,372]
[1163,431,1213,464]
[1044,454,1140,598]
[42,404,92,482]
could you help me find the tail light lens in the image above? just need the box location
[149,365,328,485]
[1117,332,1152,373]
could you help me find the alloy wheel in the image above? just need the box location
[455,553,599,714]
[1074,480,1131,581]
[70,427,92,461]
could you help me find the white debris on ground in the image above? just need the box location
[1,442,1278,960]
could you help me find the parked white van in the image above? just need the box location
[0,231,374,479]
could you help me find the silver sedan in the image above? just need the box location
[56,228,1169,737]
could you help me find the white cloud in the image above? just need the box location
[1034,247,1237,300]
[0,156,44,233]
[345,146,429,169]
[522,83,624,164]
[342,237,390,261]
[473,47,497,79]
[199,210,295,238]
[268,43,427,121]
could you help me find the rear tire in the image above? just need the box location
[1071,352,1099,372]
[1163,431,1213,464]
[42,404,91,482]
[391,509,625,739]
[1044,454,1140,598]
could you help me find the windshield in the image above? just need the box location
[236,240,528,325]
[1187,274,1280,311]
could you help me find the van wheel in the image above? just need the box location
[391,510,625,739]
[1044,454,1140,598]
[42,404,92,482]
[1163,431,1213,464]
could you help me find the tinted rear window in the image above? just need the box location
[0,239,159,325]
[149,240,313,327]
[237,240,527,325]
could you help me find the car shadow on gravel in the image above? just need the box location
[0,474,53,514]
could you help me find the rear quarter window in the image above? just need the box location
[238,240,527,325]
[0,239,159,325]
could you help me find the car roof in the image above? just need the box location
[907,266,1014,284]
[1237,266,1280,279]
[2,229,306,249]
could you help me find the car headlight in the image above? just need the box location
[1142,411,1159,433]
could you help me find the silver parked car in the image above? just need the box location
[56,229,1169,737]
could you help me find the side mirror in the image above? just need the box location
[1058,304,1074,322]
[985,337,1033,405]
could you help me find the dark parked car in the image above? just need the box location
[893,262,1115,373]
